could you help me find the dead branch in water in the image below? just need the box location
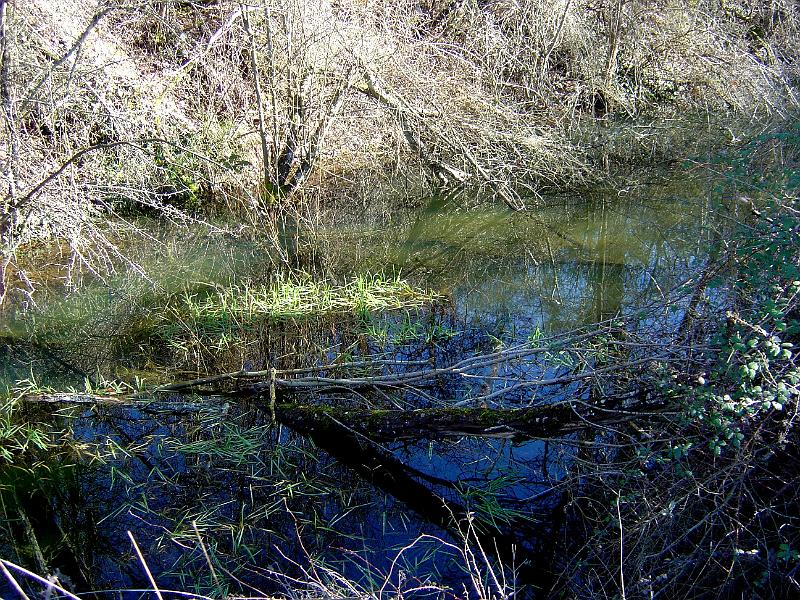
[151,322,687,406]
[20,323,683,442]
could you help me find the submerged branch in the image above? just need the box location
[21,394,665,442]
[17,321,683,444]
[273,401,665,442]
[154,338,670,407]
[155,326,636,393]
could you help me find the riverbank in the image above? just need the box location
[2,0,799,301]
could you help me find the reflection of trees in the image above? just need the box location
[573,199,625,323]
[1,180,729,596]
[5,378,588,595]
[0,455,108,592]
[379,187,712,335]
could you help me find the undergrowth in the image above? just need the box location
[556,118,800,600]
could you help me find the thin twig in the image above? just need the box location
[0,560,32,600]
[127,530,165,600]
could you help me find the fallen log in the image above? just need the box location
[276,400,543,585]
[21,392,666,442]
[273,399,666,442]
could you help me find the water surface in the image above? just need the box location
[0,172,730,596]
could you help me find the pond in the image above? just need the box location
[0,169,732,598]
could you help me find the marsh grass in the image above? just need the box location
[172,422,272,466]
[455,474,533,533]
[155,273,442,364]
[183,273,440,322]
[362,312,458,348]
[0,398,56,463]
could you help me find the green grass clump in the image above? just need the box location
[0,401,53,464]
[179,272,439,323]
[152,272,442,369]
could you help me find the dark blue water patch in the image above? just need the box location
[395,437,559,510]
[1,392,577,598]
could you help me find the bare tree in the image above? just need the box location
[1,0,798,300]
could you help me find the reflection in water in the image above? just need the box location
[379,183,718,337]
[0,175,726,596]
[2,400,551,595]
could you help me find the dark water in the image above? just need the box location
[0,175,730,597]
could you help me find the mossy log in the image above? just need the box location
[22,392,661,442]
[274,400,660,442]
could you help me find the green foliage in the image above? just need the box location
[455,474,531,532]
[682,289,799,457]
[678,121,800,456]
[146,130,251,212]
[776,542,799,563]
[362,311,457,347]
